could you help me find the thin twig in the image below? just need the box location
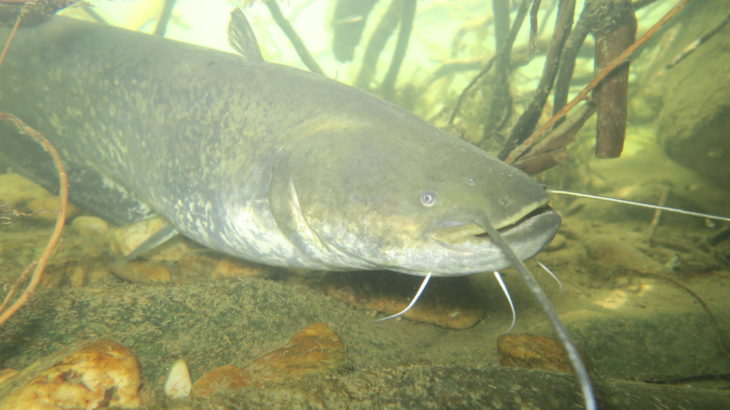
[0,262,35,313]
[0,113,68,326]
[448,0,531,127]
[528,0,541,56]
[552,3,592,121]
[636,272,730,361]
[647,185,669,242]
[0,0,27,65]
[506,0,689,164]
[447,56,497,126]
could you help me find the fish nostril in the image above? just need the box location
[499,198,510,208]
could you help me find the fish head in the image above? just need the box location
[273,120,560,276]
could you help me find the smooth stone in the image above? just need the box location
[0,173,80,222]
[107,217,168,258]
[109,261,173,284]
[584,237,666,276]
[0,338,142,409]
[71,215,110,237]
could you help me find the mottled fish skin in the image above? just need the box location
[0,17,560,276]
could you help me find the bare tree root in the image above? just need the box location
[0,112,68,326]
[505,0,689,165]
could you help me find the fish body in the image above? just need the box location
[0,16,559,276]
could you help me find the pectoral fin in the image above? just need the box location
[123,224,180,262]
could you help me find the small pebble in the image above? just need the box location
[164,359,192,399]
[71,215,110,237]
[110,261,173,284]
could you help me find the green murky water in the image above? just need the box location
[1,1,729,408]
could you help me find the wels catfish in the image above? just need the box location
[0,15,559,276]
[0,11,595,408]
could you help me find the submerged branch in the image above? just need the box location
[552,3,592,121]
[635,271,730,361]
[264,0,324,75]
[500,0,575,159]
[0,113,68,327]
[478,0,514,139]
[355,0,401,89]
[593,1,636,158]
[505,0,690,165]
[381,0,416,100]
[154,0,177,37]
[0,3,22,65]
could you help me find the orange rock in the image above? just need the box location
[176,252,219,277]
[192,322,346,397]
[109,261,173,283]
[212,258,270,278]
[246,322,346,382]
[497,333,573,374]
[0,338,142,409]
[175,252,271,280]
[190,364,251,397]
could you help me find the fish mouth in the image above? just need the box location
[430,205,559,249]
[478,205,553,236]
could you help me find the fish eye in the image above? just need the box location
[420,191,438,208]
